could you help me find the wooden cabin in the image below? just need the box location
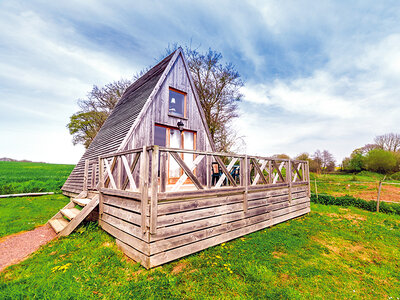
[50,48,311,269]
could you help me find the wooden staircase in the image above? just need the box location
[48,192,99,237]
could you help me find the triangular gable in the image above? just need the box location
[118,48,216,152]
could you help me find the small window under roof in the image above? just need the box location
[169,88,186,118]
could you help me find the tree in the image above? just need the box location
[295,153,310,161]
[365,149,397,174]
[374,133,400,152]
[309,150,335,173]
[311,150,323,173]
[322,150,336,172]
[181,47,243,152]
[67,80,132,148]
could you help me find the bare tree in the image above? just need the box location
[182,47,243,151]
[374,133,400,152]
[67,79,132,148]
[322,150,336,172]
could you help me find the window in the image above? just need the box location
[169,88,186,117]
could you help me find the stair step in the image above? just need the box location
[49,218,69,233]
[73,198,91,207]
[61,208,81,220]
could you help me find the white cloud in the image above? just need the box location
[238,31,400,162]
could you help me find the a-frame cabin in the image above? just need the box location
[50,49,311,269]
[62,49,214,196]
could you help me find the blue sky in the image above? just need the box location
[1,1,400,164]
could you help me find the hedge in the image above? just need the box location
[310,193,400,216]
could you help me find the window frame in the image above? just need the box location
[168,87,187,119]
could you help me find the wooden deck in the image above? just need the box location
[95,146,311,268]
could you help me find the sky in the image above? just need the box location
[1,0,400,164]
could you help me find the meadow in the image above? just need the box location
[310,171,400,202]
[0,194,70,237]
[1,203,399,299]
[0,161,74,195]
[1,162,400,298]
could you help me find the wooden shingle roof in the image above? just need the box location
[62,51,175,194]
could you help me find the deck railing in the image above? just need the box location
[98,146,311,193]
[97,145,310,234]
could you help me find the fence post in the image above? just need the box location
[139,146,149,233]
[376,180,382,212]
[376,176,386,212]
[150,146,159,234]
[314,178,318,200]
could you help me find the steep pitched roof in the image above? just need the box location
[62,52,175,194]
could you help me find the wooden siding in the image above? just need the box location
[100,184,310,269]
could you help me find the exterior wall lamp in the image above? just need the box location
[177,120,184,132]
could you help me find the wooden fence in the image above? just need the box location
[95,145,311,268]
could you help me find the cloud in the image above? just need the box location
[1,0,400,165]
[238,29,400,162]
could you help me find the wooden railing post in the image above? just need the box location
[243,155,248,212]
[288,160,292,204]
[117,155,122,189]
[306,161,311,197]
[139,146,149,233]
[159,152,167,193]
[206,154,211,189]
[268,160,272,184]
[150,146,159,234]
[98,157,104,217]
[83,159,89,193]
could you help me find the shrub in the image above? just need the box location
[390,171,400,181]
[310,193,400,216]
[365,149,397,174]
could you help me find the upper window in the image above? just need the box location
[169,88,186,118]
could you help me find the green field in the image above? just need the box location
[310,171,400,201]
[0,194,70,237]
[1,203,399,299]
[0,161,74,195]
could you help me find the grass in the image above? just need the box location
[0,161,74,195]
[0,194,70,237]
[1,203,400,299]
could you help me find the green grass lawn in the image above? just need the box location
[1,203,399,299]
[0,161,74,195]
[0,194,70,237]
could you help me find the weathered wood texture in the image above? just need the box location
[101,184,310,269]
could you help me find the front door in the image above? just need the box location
[154,125,196,184]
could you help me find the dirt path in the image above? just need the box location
[0,224,56,272]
